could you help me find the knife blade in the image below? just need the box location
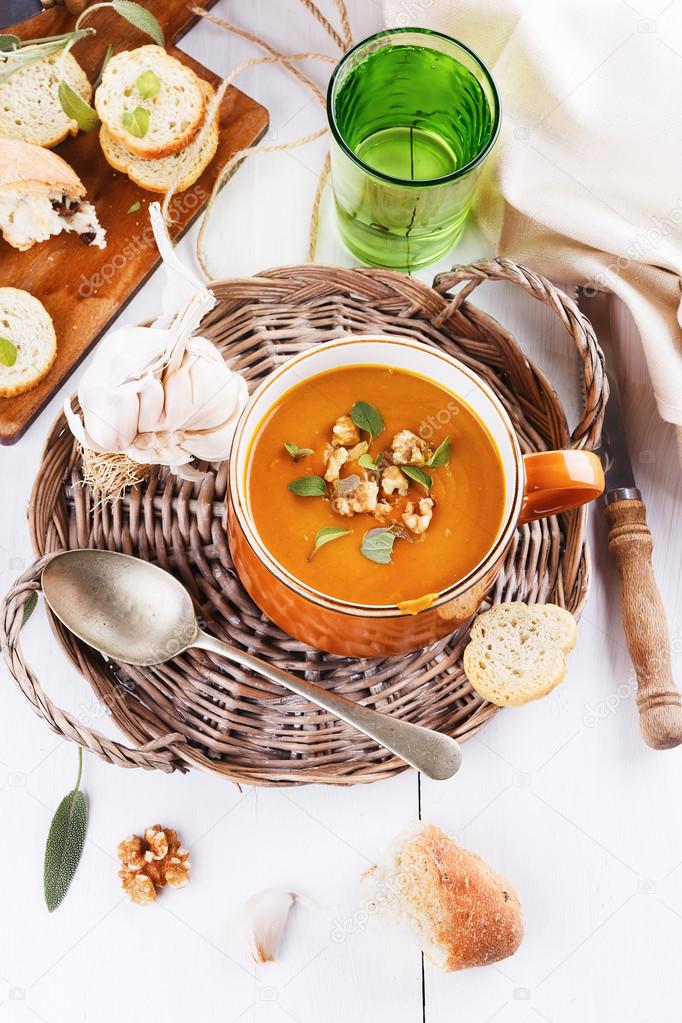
[577,288,639,500]
[577,286,682,750]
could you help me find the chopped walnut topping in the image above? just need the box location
[381,465,408,497]
[332,415,360,447]
[324,446,349,482]
[347,440,369,461]
[117,825,190,905]
[391,429,432,466]
[331,479,379,517]
[374,500,395,524]
[402,497,434,536]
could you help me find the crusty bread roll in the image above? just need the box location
[99,81,219,192]
[0,288,57,398]
[95,46,207,159]
[464,601,577,707]
[0,51,91,148]
[361,822,523,971]
[0,139,105,251]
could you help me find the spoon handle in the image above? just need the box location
[192,630,462,780]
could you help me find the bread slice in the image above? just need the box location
[0,139,105,250]
[99,80,219,192]
[0,288,56,398]
[361,822,523,971]
[463,601,577,707]
[95,46,207,159]
[0,51,91,149]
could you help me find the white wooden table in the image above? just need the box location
[1,3,681,1021]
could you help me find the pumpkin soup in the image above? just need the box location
[247,365,505,606]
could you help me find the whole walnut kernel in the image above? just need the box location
[117,825,190,904]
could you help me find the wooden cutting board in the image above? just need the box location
[0,1,269,444]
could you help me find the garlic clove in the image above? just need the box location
[239,888,297,965]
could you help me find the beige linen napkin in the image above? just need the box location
[383,0,682,443]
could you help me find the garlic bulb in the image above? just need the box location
[239,888,297,964]
[65,287,248,470]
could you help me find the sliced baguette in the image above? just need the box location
[0,51,91,149]
[463,601,577,707]
[0,288,56,398]
[95,46,207,159]
[99,80,219,192]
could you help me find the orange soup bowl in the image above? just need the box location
[227,335,604,657]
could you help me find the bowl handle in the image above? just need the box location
[520,450,604,524]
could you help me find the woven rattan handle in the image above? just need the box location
[0,558,185,773]
[605,499,682,750]
[433,257,607,451]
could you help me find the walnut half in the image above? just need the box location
[117,825,191,905]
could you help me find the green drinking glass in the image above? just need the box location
[327,28,500,271]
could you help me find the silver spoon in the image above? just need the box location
[41,550,463,780]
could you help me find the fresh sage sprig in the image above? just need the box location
[401,466,432,492]
[284,441,314,463]
[59,79,99,131]
[0,337,17,367]
[44,748,88,913]
[358,452,381,473]
[426,436,451,468]
[307,526,352,561]
[360,526,397,565]
[288,476,327,497]
[351,401,384,441]
[0,28,94,84]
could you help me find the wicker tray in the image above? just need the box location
[1,258,606,785]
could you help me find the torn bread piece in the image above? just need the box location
[0,139,106,251]
[361,822,523,972]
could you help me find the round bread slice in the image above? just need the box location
[0,51,91,149]
[99,80,219,192]
[0,288,56,398]
[361,822,524,971]
[95,45,207,159]
[463,601,577,707]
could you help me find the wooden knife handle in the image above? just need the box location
[605,498,682,749]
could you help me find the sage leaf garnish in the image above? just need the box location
[0,29,94,85]
[110,1,165,46]
[127,201,141,214]
[0,337,17,367]
[58,80,99,132]
[358,452,381,472]
[0,35,20,52]
[307,526,352,561]
[427,437,451,468]
[401,466,432,492]
[136,68,161,99]
[361,527,397,565]
[288,475,326,497]
[351,401,384,440]
[44,748,88,913]
[121,105,150,138]
[284,441,314,462]
[22,591,38,627]
[93,42,114,92]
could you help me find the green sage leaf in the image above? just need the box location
[360,527,397,565]
[22,591,38,627]
[401,466,432,492]
[44,750,88,913]
[0,337,17,367]
[358,453,380,472]
[127,201,141,214]
[307,526,352,561]
[121,105,150,138]
[136,68,160,98]
[427,437,451,468]
[288,475,326,497]
[0,35,21,52]
[112,1,165,46]
[93,42,114,92]
[350,401,384,440]
[58,80,99,132]
[284,441,314,462]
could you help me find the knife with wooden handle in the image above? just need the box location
[578,287,682,749]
